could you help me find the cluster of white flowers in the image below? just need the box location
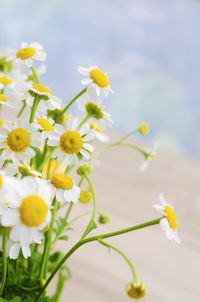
[0,42,179,263]
[0,42,115,259]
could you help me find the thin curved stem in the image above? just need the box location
[29,95,40,123]
[77,114,90,130]
[61,88,87,115]
[81,173,96,239]
[35,217,162,301]
[98,239,137,281]
[0,228,8,296]
[17,100,26,118]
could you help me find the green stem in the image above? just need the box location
[61,88,86,115]
[17,100,26,118]
[31,67,39,83]
[114,130,139,144]
[77,114,90,130]
[0,228,8,296]
[29,95,40,123]
[98,239,137,281]
[35,217,162,301]
[81,173,96,239]
[40,198,59,279]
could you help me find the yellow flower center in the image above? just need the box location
[60,131,83,154]
[0,174,3,188]
[20,195,48,227]
[164,205,178,231]
[138,122,149,135]
[16,47,36,60]
[7,128,30,152]
[89,69,110,88]
[0,76,12,86]
[32,83,52,95]
[126,282,147,299]
[79,190,92,204]
[51,173,73,190]
[0,94,7,103]
[0,119,3,126]
[90,122,102,133]
[37,118,54,131]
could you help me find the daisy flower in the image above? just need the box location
[139,143,159,172]
[51,173,80,203]
[78,65,114,98]
[11,42,46,68]
[47,119,94,164]
[89,122,109,143]
[0,177,53,259]
[0,73,12,90]
[0,118,41,163]
[27,82,62,111]
[153,194,180,243]
[35,113,55,138]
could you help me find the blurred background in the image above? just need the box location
[0,0,199,158]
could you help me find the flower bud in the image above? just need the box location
[98,213,110,224]
[79,190,92,204]
[138,123,149,135]
[77,164,92,176]
[126,281,147,299]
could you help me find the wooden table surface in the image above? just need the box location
[56,143,200,302]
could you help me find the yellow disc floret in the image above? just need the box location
[138,123,149,135]
[90,122,102,133]
[37,118,54,131]
[0,76,12,86]
[79,190,92,204]
[32,83,52,95]
[164,205,178,231]
[60,131,83,154]
[7,128,30,152]
[0,173,3,188]
[126,281,147,299]
[89,68,110,88]
[20,195,48,227]
[0,94,7,103]
[16,47,36,60]
[0,119,3,126]
[51,173,73,190]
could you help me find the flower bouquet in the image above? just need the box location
[0,43,180,302]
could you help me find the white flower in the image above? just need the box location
[0,118,41,164]
[139,143,159,172]
[9,42,46,68]
[78,65,114,98]
[89,122,109,143]
[153,194,180,243]
[26,82,62,111]
[51,173,80,203]
[0,177,53,259]
[47,118,94,164]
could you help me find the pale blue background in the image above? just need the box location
[1,0,199,158]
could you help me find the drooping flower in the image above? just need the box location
[0,119,41,163]
[153,194,180,243]
[126,281,148,299]
[78,65,114,98]
[0,177,53,259]
[47,119,94,164]
[51,173,80,203]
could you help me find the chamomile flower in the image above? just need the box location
[90,122,109,143]
[11,42,46,68]
[47,119,94,164]
[0,73,12,90]
[139,143,159,172]
[153,194,180,243]
[27,83,62,111]
[0,177,53,259]
[51,173,80,203]
[0,119,41,163]
[35,114,55,139]
[78,65,114,98]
